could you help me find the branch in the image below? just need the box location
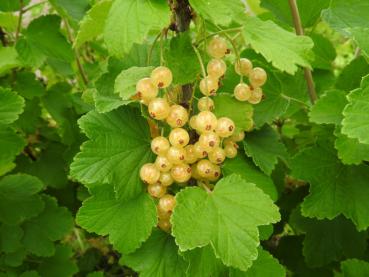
[288,0,317,104]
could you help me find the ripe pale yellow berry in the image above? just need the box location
[194,142,208,159]
[196,159,213,179]
[231,131,245,142]
[249,67,267,87]
[140,163,160,184]
[166,105,189,128]
[235,58,253,76]
[208,164,221,182]
[148,98,170,120]
[234,83,251,101]
[207,58,227,78]
[158,194,176,212]
[198,132,220,152]
[189,115,197,129]
[208,147,226,164]
[155,156,173,173]
[150,66,173,88]
[248,87,263,104]
[199,76,219,96]
[158,218,171,232]
[224,143,238,158]
[185,144,198,164]
[215,117,235,137]
[151,136,170,155]
[136,78,158,101]
[148,183,166,198]
[158,172,174,187]
[207,36,228,59]
[197,97,214,112]
[166,146,186,165]
[195,111,218,133]
[171,164,192,183]
[169,128,190,147]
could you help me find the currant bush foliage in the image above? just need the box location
[1,0,369,276]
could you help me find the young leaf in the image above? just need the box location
[77,184,157,254]
[172,174,280,271]
[122,229,188,277]
[70,106,154,200]
[0,88,24,125]
[0,47,20,75]
[340,259,369,276]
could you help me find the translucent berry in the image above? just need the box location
[155,156,173,173]
[189,115,198,129]
[231,131,245,142]
[208,164,221,182]
[195,111,218,133]
[148,183,166,198]
[194,142,208,159]
[151,136,170,155]
[158,194,176,212]
[148,98,170,120]
[166,146,186,165]
[199,132,220,152]
[140,163,160,184]
[248,87,263,104]
[158,172,174,187]
[249,67,267,87]
[166,105,188,128]
[197,97,214,112]
[136,78,158,101]
[207,58,227,78]
[207,36,228,59]
[185,144,198,164]
[158,218,171,232]
[199,76,219,96]
[191,164,201,180]
[224,143,237,158]
[171,164,192,183]
[208,147,226,164]
[150,66,173,88]
[215,117,235,137]
[234,58,253,76]
[234,83,251,101]
[196,159,213,179]
[169,128,190,147]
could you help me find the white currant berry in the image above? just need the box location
[189,115,197,129]
[199,132,220,152]
[157,205,171,219]
[166,105,188,128]
[190,164,201,180]
[151,136,170,155]
[155,156,173,173]
[234,83,251,101]
[148,183,166,198]
[169,128,190,147]
[185,144,198,164]
[136,78,158,101]
[235,58,253,76]
[249,67,267,87]
[208,147,226,164]
[199,76,219,96]
[171,164,192,183]
[248,87,263,104]
[208,164,221,182]
[194,142,208,159]
[231,131,245,142]
[148,98,170,120]
[207,58,227,78]
[158,194,176,212]
[158,218,171,232]
[195,111,218,133]
[215,117,235,137]
[197,97,214,112]
[196,159,213,179]
[158,172,174,187]
[150,66,173,88]
[166,146,186,165]
[140,163,160,184]
[224,143,238,158]
[207,36,228,59]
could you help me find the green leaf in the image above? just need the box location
[290,144,369,230]
[229,248,286,277]
[213,94,253,132]
[77,184,157,254]
[48,0,90,22]
[0,47,20,75]
[290,208,366,267]
[189,0,245,26]
[0,11,18,31]
[122,229,188,277]
[0,174,44,225]
[242,16,313,74]
[244,125,287,175]
[336,57,369,91]
[341,259,369,277]
[37,245,78,277]
[24,15,73,62]
[13,72,45,99]
[166,32,201,85]
[341,80,369,144]
[15,38,46,68]
[70,106,154,200]
[172,174,280,271]
[114,66,153,100]
[183,245,226,277]
[222,153,278,201]
[309,90,347,125]
[0,224,23,253]
[310,34,336,70]
[0,127,26,168]
[0,0,30,12]
[75,0,112,48]
[19,271,40,277]
[104,0,170,57]
[0,88,24,125]
[22,195,73,257]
